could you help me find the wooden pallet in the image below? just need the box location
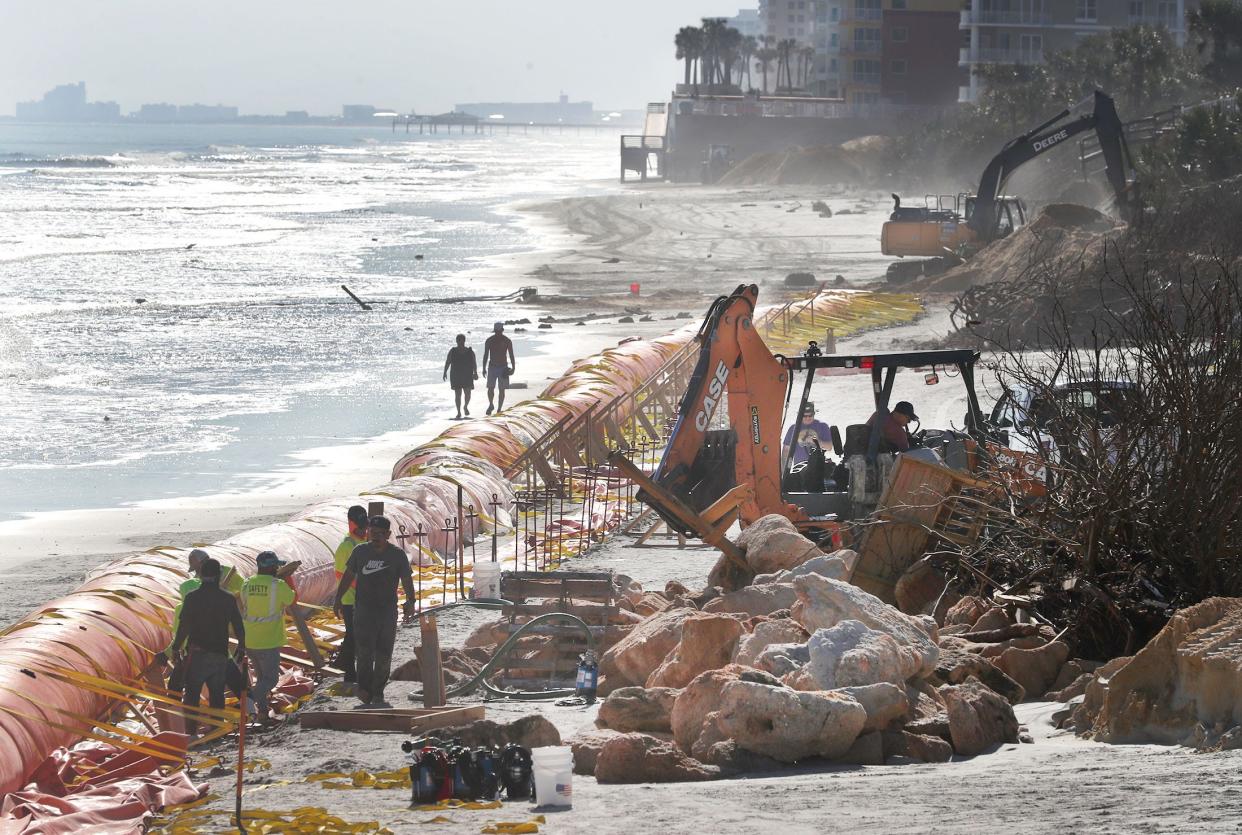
[849,455,1000,606]
[298,705,484,733]
[499,570,617,689]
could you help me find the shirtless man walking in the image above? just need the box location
[481,322,516,415]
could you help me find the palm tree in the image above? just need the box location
[719,26,743,88]
[700,17,729,88]
[741,35,758,91]
[777,38,797,91]
[756,36,777,94]
[674,26,703,89]
[801,45,817,90]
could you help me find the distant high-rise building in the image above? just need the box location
[760,0,815,41]
[176,104,239,122]
[134,103,178,122]
[15,82,121,122]
[959,0,1195,102]
[728,8,764,37]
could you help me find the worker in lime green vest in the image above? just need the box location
[160,548,244,673]
[241,551,297,723]
[333,505,368,689]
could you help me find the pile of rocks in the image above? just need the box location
[461,515,1113,781]
[555,515,1109,783]
[1067,597,1242,751]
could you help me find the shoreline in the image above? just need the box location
[0,181,944,628]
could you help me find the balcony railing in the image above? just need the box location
[850,71,882,85]
[960,9,1051,25]
[959,46,1045,64]
[840,6,883,21]
[842,40,882,54]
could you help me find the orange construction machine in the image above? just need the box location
[881,90,1136,260]
[612,284,993,558]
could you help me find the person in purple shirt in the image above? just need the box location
[783,402,834,465]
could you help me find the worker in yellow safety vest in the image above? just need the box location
[241,551,297,723]
[333,505,369,690]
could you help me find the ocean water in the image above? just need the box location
[0,123,621,520]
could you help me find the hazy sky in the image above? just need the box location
[2,1,746,116]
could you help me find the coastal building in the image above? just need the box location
[958,0,1195,101]
[882,3,963,106]
[15,82,120,122]
[176,104,239,122]
[453,94,593,123]
[727,7,764,36]
[839,0,962,106]
[134,103,178,122]
[760,0,816,40]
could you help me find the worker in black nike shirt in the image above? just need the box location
[333,515,415,707]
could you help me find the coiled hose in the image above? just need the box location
[407,606,597,702]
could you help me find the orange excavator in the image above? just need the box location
[881,90,1136,260]
[609,284,990,580]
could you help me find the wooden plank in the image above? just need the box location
[418,614,445,709]
[506,603,617,621]
[299,705,484,732]
[290,607,325,669]
[501,578,615,600]
[410,705,485,735]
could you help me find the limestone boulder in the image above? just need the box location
[839,730,884,765]
[791,575,939,678]
[634,591,673,617]
[715,680,867,762]
[567,729,624,775]
[737,514,823,576]
[665,580,691,598]
[594,733,720,783]
[701,583,798,617]
[940,678,1019,755]
[932,647,1026,705]
[943,596,991,627]
[995,640,1070,700]
[800,620,920,690]
[971,607,1012,633]
[753,552,852,585]
[882,730,954,763]
[671,664,782,754]
[647,614,746,688]
[600,607,697,689]
[837,683,910,732]
[1080,598,1242,745]
[734,618,810,667]
[596,686,680,733]
[755,642,811,678]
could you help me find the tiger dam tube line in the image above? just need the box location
[0,288,919,797]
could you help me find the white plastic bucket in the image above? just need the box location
[531,746,573,809]
[472,561,502,600]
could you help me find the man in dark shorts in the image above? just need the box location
[333,515,415,707]
[170,557,246,738]
[442,334,478,419]
[481,322,515,415]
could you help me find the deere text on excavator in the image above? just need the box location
[881,90,1136,260]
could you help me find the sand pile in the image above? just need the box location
[719,136,893,187]
[915,203,1121,293]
